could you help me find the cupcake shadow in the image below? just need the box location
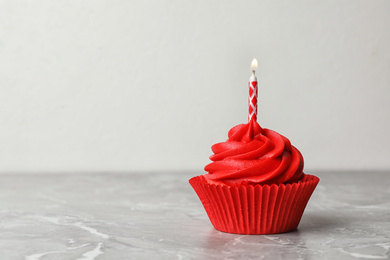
[297,211,345,232]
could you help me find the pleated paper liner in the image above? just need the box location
[189,174,319,235]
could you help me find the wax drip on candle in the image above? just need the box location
[248,58,258,122]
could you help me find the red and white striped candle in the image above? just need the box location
[248,58,258,122]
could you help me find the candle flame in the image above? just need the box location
[251,58,258,70]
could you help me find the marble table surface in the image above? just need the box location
[0,171,389,260]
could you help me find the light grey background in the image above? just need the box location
[0,0,389,173]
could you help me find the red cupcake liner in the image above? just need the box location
[189,174,319,235]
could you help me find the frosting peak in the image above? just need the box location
[204,119,304,185]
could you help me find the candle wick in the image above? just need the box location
[252,70,256,76]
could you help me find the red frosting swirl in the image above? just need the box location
[204,119,304,185]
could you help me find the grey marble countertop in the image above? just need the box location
[0,171,389,260]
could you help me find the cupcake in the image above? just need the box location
[189,59,319,235]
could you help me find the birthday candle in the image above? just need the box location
[248,58,258,122]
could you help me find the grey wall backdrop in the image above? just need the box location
[0,0,389,173]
